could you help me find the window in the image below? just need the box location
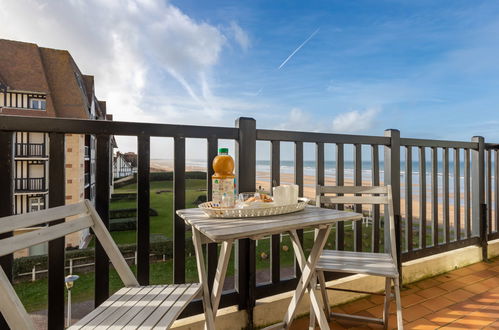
[29,197,45,212]
[30,98,46,110]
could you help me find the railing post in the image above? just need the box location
[270,140,281,284]
[384,129,402,280]
[173,137,186,284]
[207,136,218,292]
[48,133,66,330]
[95,135,111,307]
[137,135,150,285]
[235,117,256,329]
[471,136,487,261]
[0,131,14,329]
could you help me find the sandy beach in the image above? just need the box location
[150,159,470,235]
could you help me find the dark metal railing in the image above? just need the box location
[84,146,90,159]
[0,114,496,329]
[14,177,46,192]
[15,142,47,158]
[84,173,90,187]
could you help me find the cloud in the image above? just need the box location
[278,108,310,130]
[331,108,380,133]
[0,0,253,121]
[275,107,332,133]
[0,0,259,158]
[228,21,250,51]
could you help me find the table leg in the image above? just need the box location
[284,227,331,330]
[210,240,233,317]
[192,229,216,330]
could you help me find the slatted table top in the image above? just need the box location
[177,206,362,242]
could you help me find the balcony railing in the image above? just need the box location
[84,145,90,159]
[15,142,47,158]
[84,172,90,187]
[14,177,46,192]
[0,114,498,329]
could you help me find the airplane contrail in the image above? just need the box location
[278,28,320,70]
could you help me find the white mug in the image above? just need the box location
[290,184,299,204]
[272,186,286,205]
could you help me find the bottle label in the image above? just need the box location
[212,178,236,205]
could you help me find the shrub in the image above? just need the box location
[115,171,207,187]
[13,235,195,279]
[109,218,136,232]
[109,208,158,219]
[110,193,137,201]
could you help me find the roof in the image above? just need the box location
[0,39,51,94]
[0,39,113,121]
[82,75,94,106]
[0,72,8,89]
[94,97,104,119]
[98,100,107,117]
[38,47,90,119]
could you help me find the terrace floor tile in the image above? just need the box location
[288,257,499,329]
[442,289,475,303]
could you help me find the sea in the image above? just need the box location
[184,159,491,205]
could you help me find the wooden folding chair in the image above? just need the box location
[314,185,403,329]
[0,200,213,329]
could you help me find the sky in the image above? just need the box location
[1,0,499,160]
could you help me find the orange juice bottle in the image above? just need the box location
[212,148,236,207]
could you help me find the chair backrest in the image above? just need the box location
[316,185,398,264]
[0,200,139,330]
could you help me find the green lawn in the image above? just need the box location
[109,179,206,244]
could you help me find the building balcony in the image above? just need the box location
[84,145,90,160]
[84,172,90,187]
[1,114,499,329]
[15,142,47,159]
[14,177,47,193]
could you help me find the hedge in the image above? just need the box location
[109,218,136,232]
[110,193,137,201]
[110,208,158,219]
[13,234,195,279]
[114,171,207,188]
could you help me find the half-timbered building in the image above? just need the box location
[0,39,114,255]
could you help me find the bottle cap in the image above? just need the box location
[218,148,229,154]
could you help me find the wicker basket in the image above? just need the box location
[198,198,310,218]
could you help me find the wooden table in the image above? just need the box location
[176,206,362,330]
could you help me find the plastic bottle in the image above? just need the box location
[212,148,236,207]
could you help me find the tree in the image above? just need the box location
[123,152,137,167]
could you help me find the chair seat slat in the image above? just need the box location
[153,284,202,329]
[318,186,387,194]
[68,287,133,329]
[75,286,152,328]
[317,251,398,277]
[123,285,178,329]
[139,284,194,329]
[320,196,388,205]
